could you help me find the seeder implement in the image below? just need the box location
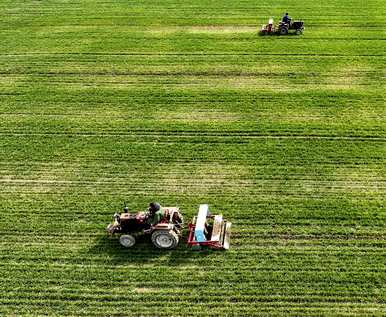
[187,204,231,250]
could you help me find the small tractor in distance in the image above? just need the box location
[260,18,304,35]
[107,205,183,249]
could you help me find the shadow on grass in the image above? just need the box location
[88,234,216,266]
[258,32,304,37]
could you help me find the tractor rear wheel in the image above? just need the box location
[280,27,288,35]
[119,234,136,248]
[151,230,179,249]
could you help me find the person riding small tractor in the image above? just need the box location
[107,202,183,249]
[260,14,304,35]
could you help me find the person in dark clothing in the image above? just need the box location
[146,202,164,226]
[282,12,291,24]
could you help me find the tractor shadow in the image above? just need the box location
[259,33,303,37]
[88,234,216,266]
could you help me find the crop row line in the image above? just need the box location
[2,185,385,193]
[2,171,384,180]
[0,160,382,167]
[0,52,385,57]
[0,287,381,300]
[0,293,383,305]
[1,252,384,263]
[1,132,385,141]
[0,276,382,288]
[0,192,382,200]
[0,70,382,76]
[0,178,384,185]
[1,175,384,183]
[0,261,384,273]
[0,161,382,168]
[1,260,384,269]
[1,191,384,199]
[0,275,382,288]
[0,296,383,307]
[7,80,379,87]
[0,114,384,122]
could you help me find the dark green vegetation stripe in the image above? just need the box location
[0,0,385,316]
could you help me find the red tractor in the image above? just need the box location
[107,205,183,249]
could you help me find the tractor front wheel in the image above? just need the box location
[151,230,179,249]
[119,234,136,248]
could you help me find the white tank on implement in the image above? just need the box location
[194,204,209,242]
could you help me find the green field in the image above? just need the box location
[0,0,385,316]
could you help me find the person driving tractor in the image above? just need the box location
[282,12,291,24]
[147,202,164,226]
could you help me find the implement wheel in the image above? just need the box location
[119,234,136,248]
[151,230,179,249]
